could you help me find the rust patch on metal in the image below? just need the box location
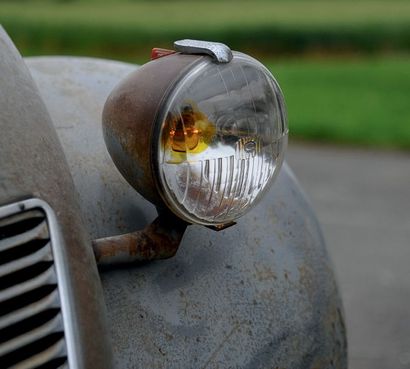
[93,212,188,265]
[102,53,202,206]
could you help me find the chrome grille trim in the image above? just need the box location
[0,199,75,369]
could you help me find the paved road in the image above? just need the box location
[287,143,410,369]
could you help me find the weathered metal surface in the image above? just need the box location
[28,56,347,369]
[103,53,203,206]
[93,212,188,265]
[0,28,113,368]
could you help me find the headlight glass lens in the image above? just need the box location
[157,53,288,225]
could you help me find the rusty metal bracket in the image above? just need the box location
[206,221,236,231]
[92,212,188,266]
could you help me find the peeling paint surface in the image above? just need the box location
[28,57,347,369]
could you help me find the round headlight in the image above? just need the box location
[103,40,287,226]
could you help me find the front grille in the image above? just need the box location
[0,207,68,369]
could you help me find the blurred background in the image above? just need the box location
[1,0,408,368]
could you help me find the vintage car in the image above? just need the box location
[0,27,346,368]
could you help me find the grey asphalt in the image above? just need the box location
[287,143,410,369]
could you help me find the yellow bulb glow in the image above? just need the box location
[163,101,216,163]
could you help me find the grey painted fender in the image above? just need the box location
[0,28,113,369]
[27,57,347,369]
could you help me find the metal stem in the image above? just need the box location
[92,212,188,266]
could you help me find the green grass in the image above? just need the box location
[269,57,410,149]
[1,1,409,149]
[1,1,409,59]
[3,1,410,27]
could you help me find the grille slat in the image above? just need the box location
[0,287,59,330]
[6,336,66,369]
[0,206,68,368]
[0,312,63,356]
[0,264,56,303]
[0,219,48,253]
[0,242,53,278]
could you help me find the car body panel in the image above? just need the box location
[0,28,113,368]
[27,56,347,369]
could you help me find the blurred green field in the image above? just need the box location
[1,0,409,149]
[1,0,409,58]
[269,57,410,149]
